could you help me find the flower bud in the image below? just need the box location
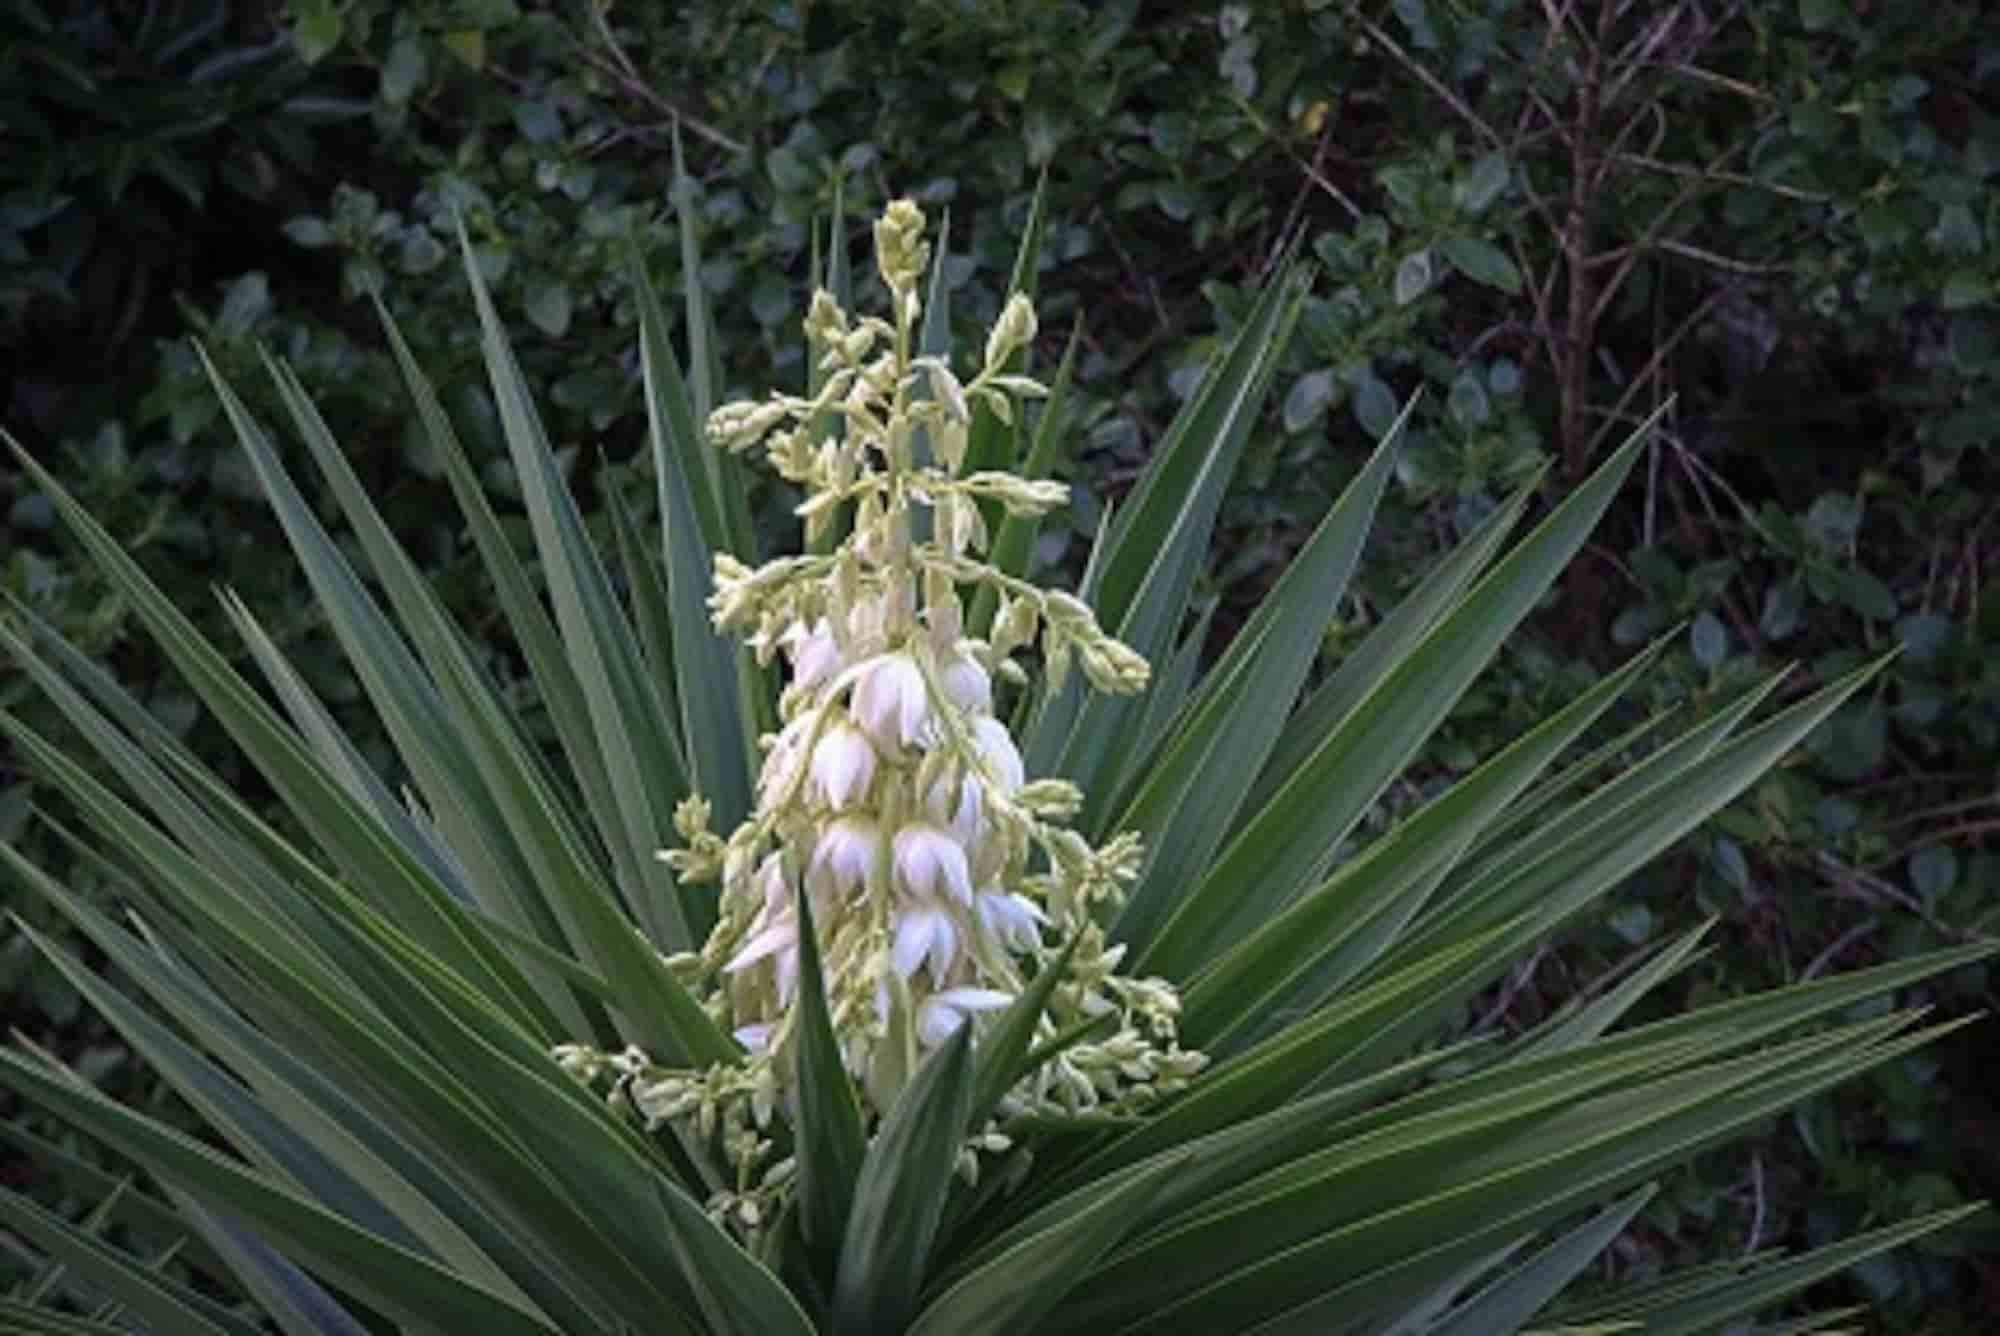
[925,359,971,423]
[1016,778,1083,819]
[1043,589,1093,628]
[875,198,929,294]
[707,398,790,452]
[985,293,1039,370]
[803,288,846,344]
[971,716,1025,792]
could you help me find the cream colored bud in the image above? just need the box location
[1043,590,1092,628]
[985,293,1039,370]
[672,794,712,841]
[795,487,845,522]
[936,493,982,557]
[875,198,929,292]
[936,418,969,475]
[804,288,846,343]
[988,594,1021,659]
[841,325,877,364]
[1048,827,1092,873]
[1044,634,1072,693]
[964,495,992,554]
[1086,637,1152,693]
[707,398,790,452]
[1078,646,1116,693]
[810,368,856,415]
[923,566,962,645]
[987,374,1050,399]
[1007,478,1070,516]
[882,197,925,245]
[1001,593,1040,648]
[1016,778,1083,820]
[956,471,1066,516]
[860,351,899,397]
[764,428,808,482]
[924,360,971,423]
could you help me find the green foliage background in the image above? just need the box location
[3,0,1997,1326]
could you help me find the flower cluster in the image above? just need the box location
[566,201,1201,1224]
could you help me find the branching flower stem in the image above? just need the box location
[557,200,1202,1239]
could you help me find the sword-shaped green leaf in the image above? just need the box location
[791,885,867,1266]
[1110,407,1403,949]
[1140,419,1654,976]
[0,1051,564,1336]
[833,1028,974,1334]
[633,250,757,831]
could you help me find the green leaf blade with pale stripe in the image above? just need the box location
[907,1150,1189,1336]
[1140,417,1656,977]
[634,250,758,835]
[833,1029,975,1335]
[791,886,867,1269]
[0,1050,564,1336]
[459,225,696,952]
[1024,256,1310,787]
[1110,411,1403,951]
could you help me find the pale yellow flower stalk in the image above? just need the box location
[563,200,1201,1231]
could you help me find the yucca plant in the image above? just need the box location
[0,186,1989,1336]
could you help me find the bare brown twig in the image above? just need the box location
[577,3,747,156]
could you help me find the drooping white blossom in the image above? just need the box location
[849,652,930,751]
[916,987,1014,1047]
[937,652,992,717]
[810,721,877,810]
[784,617,843,690]
[809,815,881,898]
[975,889,1046,953]
[971,716,1024,792]
[891,901,960,985]
[892,822,973,906]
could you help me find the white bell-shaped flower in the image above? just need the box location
[893,822,973,905]
[939,652,992,717]
[758,709,817,806]
[975,889,1047,953]
[972,715,1024,790]
[809,815,882,898]
[810,719,877,809]
[890,902,961,985]
[753,850,790,918]
[916,986,1013,1047]
[724,914,795,973]
[924,714,1024,838]
[784,617,843,691]
[727,854,796,973]
[850,651,930,750]
[723,907,800,1003]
